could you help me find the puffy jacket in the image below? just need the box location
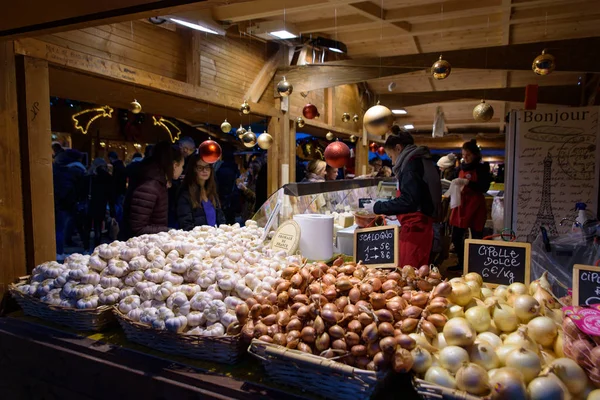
[177,189,226,231]
[121,164,169,239]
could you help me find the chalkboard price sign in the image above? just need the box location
[572,264,600,306]
[464,239,531,286]
[354,225,399,268]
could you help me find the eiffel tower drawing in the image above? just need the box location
[528,152,559,242]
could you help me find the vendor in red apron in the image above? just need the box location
[363,127,441,268]
[448,139,492,272]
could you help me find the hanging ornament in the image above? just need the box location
[324,141,351,168]
[302,103,320,120]
[326,131,335,141]
[369,142,378,152]
[363,103,393,136]
[472,100,494,122]
[240,100,251,115]
[276,76,294,97]
[377,146,386,156]
[241,130,257,148]
[431,55,452,80]
[341,113,351,123]
[296,116,306,128]
[532,49,555,76]
[352,114,359,123]
[220,119,232,133]
[350,135,357,143]
[236,125,247,139]
[130,99,142,114]
[257,132,273,150]
[198,140,222,164]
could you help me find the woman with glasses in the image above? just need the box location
[177,153,226,230]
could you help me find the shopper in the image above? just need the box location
[448,139,492,271]
[108,151,127,222]
[120,141,184,239]
[53,150,81,260]
[369,157,383,175]
[216,148,241,224]
[84,158,116,250]
[177,154,225,230]
[253,156,268,212]
[302,160,327,182]
[238,161,260,222]
[126,151,144,189]
[326,165,339,181]
[65,149,88,248]
[52,142,64,160]
[363,127,441,268]
[437,153,458,180]
[169,137,196,228]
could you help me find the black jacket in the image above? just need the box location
[86,168,115,219]
[177,189,226,231]
[374,156,435,217]
[461,161,492,194]
[112,159,127,197]
[53,153,85,211]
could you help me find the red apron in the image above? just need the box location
[396,188,433,268]
[449,168,487,231]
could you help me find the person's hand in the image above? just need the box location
[237,181,247,191]
[453,178,469,186]
[363,201,376,214]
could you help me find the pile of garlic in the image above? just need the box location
[16,222,301,336]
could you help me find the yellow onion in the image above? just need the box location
[494,285,509,299]
[492,303,518,332]
[481,287,494,299]
[507,282,528,297]
[465,305,492,333]
[476,332,503,349]
[553,332,565,358]
[439,345,470,374]
[432,332,448,350]
[529,271,552,295]
[489,367,527,400]
[505,348,541,383]
[532,286,557,309]
[411,346,433,374]
[409,332,438,353]
[546,358,588,395]
[456,362,490,395]
[527,316,558,347]
[513,294,541,323]
[527,372,570,400]
[446,304,465,319]
[503,327,539,354]
[588,389,600,400]
[465,280,483,299]
[496,344,519,366]
[449,281,473,306]
[464,272,484,287]
[469,341,500,371]
[443,317,476,347]
[425,366,457,389]
[539,347,556,367]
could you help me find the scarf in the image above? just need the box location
[392,144,430,176]
[304,172,325,182]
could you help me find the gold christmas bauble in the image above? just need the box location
[241,131,257,148]
[532,50,555,76]
[431,56,451,80]
[236,125,247,139]
[220,119,232,133]
[276,76,293,97]
[296,116,305,128]
[240,100,251,115]
[326,131,335,141]
[341,113,351,123]
[473,100,494,122]
[257,132,273,150]
[350,135,357,143]
[363,104,393,136]
[352,114,359,123]
[130,99,142,114]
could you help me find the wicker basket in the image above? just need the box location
[248,339,388,400]
[8,279,114,332]
[113,308,243,364]
[413,377,490,400]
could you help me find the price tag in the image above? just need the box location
[464,239,531,287]
[270,220,300,255]
[354,225,398,268]
[572,264,600,306]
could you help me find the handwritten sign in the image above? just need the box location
[270,221,300,255]
[354,226,398,268]
[464,239,531,286]
[572,264,600,306]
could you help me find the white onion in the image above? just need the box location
[503,327,539,354]
[443,317,476,347]
[487,320,501,335]
[446,304,465,319]
[507,282,528,296]
[496,344,520,366]
[481,287,494,299]
[494,285,509,299]
[465,280,482,299]
[588,389,600,400]
[464,272,483,287]
[548,358,588,395]
[469,341,500,371]
[488,368,499,381]
[485,296,507,307]
[449,281,474,306]
[527,316,558,347]
[513,294,540,323]
[492,303,518,332]
[432,332,448,350]
[424,366,456,389]
[539,348,556,366]
[411,346,433,374]
[477,332,502,349]
[505,348,541,383]
[409,333,438,354]
[553,332,565,358]
[465,305,492,333]
[439,346,470,374]
[528,373,570,400]
[456,362,490,395]
[489,367,527,400]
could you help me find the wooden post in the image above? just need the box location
[355,128,369,177]
[288,120,296,183]
[267,115,281,195]
[185,31,201,87]
[16,56,56,270]
[0,42,27,297]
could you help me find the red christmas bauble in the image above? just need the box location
[198,140,222,164]
[377,146,386,156]
[369,142,378,152]
[302,103,320,120]
[324,141,351,168]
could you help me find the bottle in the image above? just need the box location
[573,202,587,233]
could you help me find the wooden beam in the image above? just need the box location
[212,0,357,22]
[288,120,297,183]
[243,46,283,103]
[14,38,279,118]
[0,41,27,298]
[384,0,502,22]
[15,56,56,269]
[267,115,280,195]
[0,0,223,40]
[280,37,600,92]
[380,85,581,107]
[185,30,202,86]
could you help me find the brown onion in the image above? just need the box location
[383,289,398,299]
[340,265,356,275]
[258,335,273,343]
[327,268,338,276]
[344,304,359,317]
[420,320,438,338]
[289,302,303,315]
[355,356,370,369]
[286,330,301,348]
[417,279,434,292]
[351,345,367,357]
[332,339,347,351]
[250,303,262,320]
[307,282,322,295]
[401,318,419,333]
[417,264,430,278]
[368,277,382,292]
[266,292,278,305]
[402,292,412,302]
[362,322,379,343]
[294,294,309,304]
[353,268,366,280]
[387,271,401,281]
[267,324,280,336]
[348,287,361,304]
[322,274,336,286]
[378,322,395,337]
[261,314,277,326]
[297,305,311,320]
[273,333,287,346]
[315,333,331,351]
[323,286,338,302]
[300,267,311,281]
[394,329,403,337]
[313,315,325,335]
[380,336,397,354]
[277,292,289,307]
[335,296,349,311]
[369,293,386,310]
[321,349,336,359]
[402,305,423,319]
[393,348,414,373]
[310,294,328,305]
[382,280,399,293]
[410,292,429,308]
[347,319,363,334]
[336,279,353,292]
[427,302,448,314]
[322,303,338,313]
[245,297,258,308]
[329,325,345,339]
[227,322,242,335]
[282,265,299,278]
[432,281,452,298]
[254,322,268,338]
[367,341,381,357]
[355,300,370,310]
[358,312,374,327]
[288,288,301,298]
[297,342,313,354]
[375,309,394,323]
[291,273,304,288]
[345,332,360,347]
[427,313,447,328]
[360,283,373,298]
[235,303,249,324]
[310,267,324,279]
[241,320,254,342]
[320,309,339,324]
[373,352,389,371]
[286,318,302,332]
[396,334,416,350]
[301,326,316,343]
[333,257,344,267]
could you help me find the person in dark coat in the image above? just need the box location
[120,142,184,240]
[448,139,492,271]
[126,152,144,190]
[53,151,81,258]
[177,154,225,230]
[364,127,442,268]
[108,151,127,223]
[84,158,115,250]
[215,149,241,224]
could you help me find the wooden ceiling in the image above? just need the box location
[186,0,600,131]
